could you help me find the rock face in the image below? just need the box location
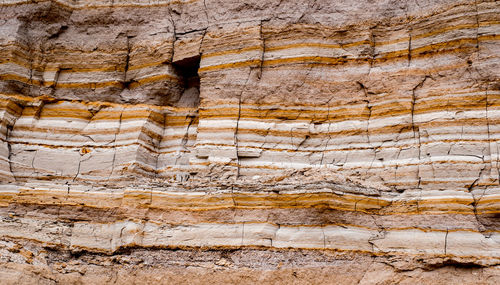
[1,0,499,283]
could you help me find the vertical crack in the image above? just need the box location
[444,228,449,255]
[485,86,497,183]
[73,157,81,182]
[320,96,334,166]
[182,115,196,149]
[167,7,177,64]
[406,0,412,67]
[202,0,209,26]
[175,115,196,166]
[258,19,268,79]
[51,67,71,95]
[468,163,488,235]
[407,33,412,67]
[31,149,37,176]
[124,36,131,82]
[199,28,207,57]
[411,76,429,189]
[367,26,376,75]
[473,0,480,49]
[6,125,17,182]
[155,112,168,179]
[357,82,376,174]
[367,216,386,253]
[230,185,236,207]
[235,68,252,178]
[27,42,34,97]
[3,101,24,182]
[52,68,61,94]
[199,0,209,64]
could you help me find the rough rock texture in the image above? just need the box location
[0,0,499,283]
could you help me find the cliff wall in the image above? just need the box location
[0,0,499,283]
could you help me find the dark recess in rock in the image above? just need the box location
[173,55,201,108]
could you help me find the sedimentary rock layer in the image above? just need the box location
[2,183,500,260]
[1,0,499,283]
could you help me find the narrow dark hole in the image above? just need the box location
[172,55,200,107]
[173,55,200,91]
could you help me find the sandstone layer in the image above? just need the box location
[0,0,499,284]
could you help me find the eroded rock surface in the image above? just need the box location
[0,0,499,283]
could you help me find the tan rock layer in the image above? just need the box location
[1,185,499,216]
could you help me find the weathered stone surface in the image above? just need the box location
[0,0,499,283]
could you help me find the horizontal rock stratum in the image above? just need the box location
[0,0,499,284]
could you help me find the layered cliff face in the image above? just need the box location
[0,0,499,283]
